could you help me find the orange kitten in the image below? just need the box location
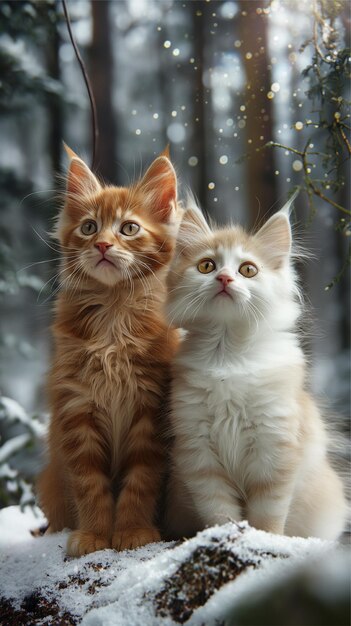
[37,149,181,556]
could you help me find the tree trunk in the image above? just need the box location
[157,24,172,150]
[46,1,63,178]
[190,1,208,212]
[90,0,118,183]
[237,0,277,226]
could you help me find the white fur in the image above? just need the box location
[167,205,347,540]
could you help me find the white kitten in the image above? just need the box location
[166,195,346,540]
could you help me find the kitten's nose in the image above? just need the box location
[95,242,113,255]
[216,273,234,286]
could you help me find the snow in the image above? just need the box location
[0,433,31,464]
[0,505,46,547]
[0,509,173,623]
[0,396,46,437]
[0,397,28,423]
[81,525,331,626]
[0,506,348,625]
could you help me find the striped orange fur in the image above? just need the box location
[37,150,181,556]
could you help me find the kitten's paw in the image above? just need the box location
[112,527,161,551]
[67,530,111,557]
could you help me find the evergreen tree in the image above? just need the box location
[0,0,63,508]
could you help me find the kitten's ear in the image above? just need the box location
[254,212,292,267]
[63,142,79,160]
[178,195,212,244]
[160,144,170,159]
[278,189,299,218]
[138,155,177,222]
[65,144,101,197]
[254,191,298,267]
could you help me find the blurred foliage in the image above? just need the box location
[0,1,61,509]
[0,0,58,40]
[268,0,350,223]
[0,395,44,508]
[0,45,63,112]
[0,0,61,303]
[0,0,63,111]
[301,0,350,213]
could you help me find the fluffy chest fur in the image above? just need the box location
[52,288,171,473]
[172,330,304,489]
[80,331,142,464]
[80,315,146,412]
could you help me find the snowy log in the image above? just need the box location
[0,506,349,625]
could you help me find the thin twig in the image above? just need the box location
[325,243,351,290]
[62,0,98,170]
[268,141,351,216]
[338,124,351,155]
[301,139,350,215]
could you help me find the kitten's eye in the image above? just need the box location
[239,262,258,278]
[120,222,140,236]
[81,220,97,236]
[197,259,216,274]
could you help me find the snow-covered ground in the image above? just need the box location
[0,506,349,625]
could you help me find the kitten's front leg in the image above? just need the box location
[60,405,114,557]
[112,409,164,551]
[247,475,296,535]
[175,441,242,528]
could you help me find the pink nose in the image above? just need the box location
[95,242,113,255]
[216,273,233,286]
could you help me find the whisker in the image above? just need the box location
[190,294,207,322]
[132,265,153,303]
[18,253,79,273]
[168,291,203,327]
[31,226,81,255]
[31,226,64,254]
[134,260,163,289]
[43,263,84,304]
[19,189,59,207]
[36,258,82,303]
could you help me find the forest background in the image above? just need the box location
[0,0,349,510]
